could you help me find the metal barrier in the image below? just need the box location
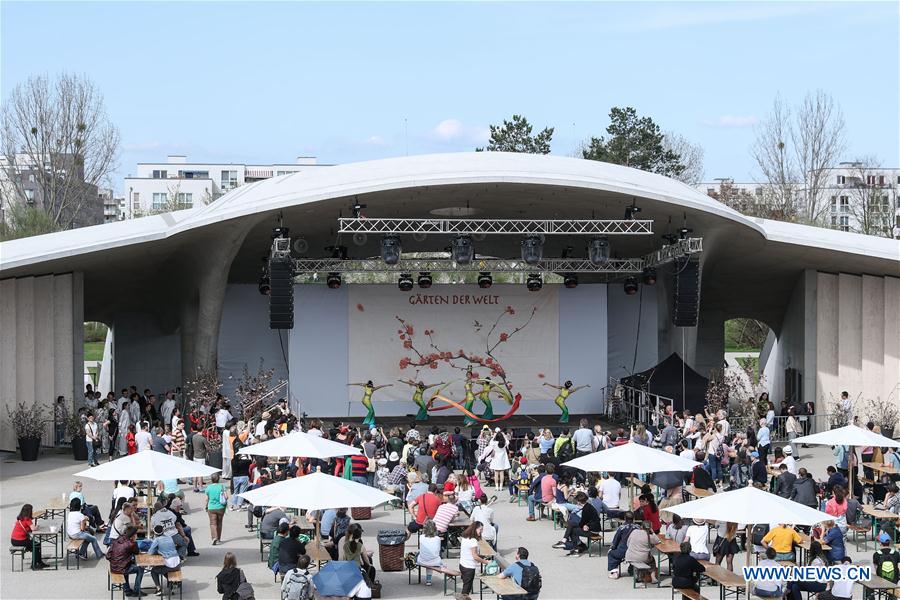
[604,380,677,428]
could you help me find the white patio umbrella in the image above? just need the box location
[74,450,221,481]
[238,471,395,512]
[236,431,361,459]
[791,424,900,448]
[561,441,701,474]
[662,485,832,525]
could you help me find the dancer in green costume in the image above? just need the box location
[477,378,495,420]
[398,379,445,421]
[348,380,392,427]
[543,380,589,423]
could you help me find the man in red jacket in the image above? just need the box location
[107,525,143,596]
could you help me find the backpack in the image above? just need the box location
[281,568,312,600]
[875,551,899,583]
[556,439,574,462]
[751,523,769,546]
[518,561,542,594]
[234,569,255,600]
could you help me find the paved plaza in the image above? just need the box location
[0,444,877,600]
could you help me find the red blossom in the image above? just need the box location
[405,324,414,335]
[403,340,412,349]
[356,304,365,312]
[506,306,515,315]
[537,373,545,379]
[499,333,509,342]
[429,362,438,369]
[399,334,406,340]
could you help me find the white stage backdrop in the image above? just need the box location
[347,285,559,410]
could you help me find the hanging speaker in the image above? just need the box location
[292,238,309,255]
[412,232,427,242]
[269,258,294,329]
[352,232,368,246]
[672,256,700,327]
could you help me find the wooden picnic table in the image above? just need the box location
[863,462,900,476]
[35,497,69,521]
[30,528,63,569]
[478,538,496,558]
[857,573,899,600]
[136,553,166,568]
[698,562,745,600]
[684,485,713,499]
[478,574,527,600]
[655,537,681,579]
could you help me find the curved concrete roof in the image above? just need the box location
[2,152,898,274]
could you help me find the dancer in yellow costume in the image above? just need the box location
[348,380,392,427]
[477,378,495,420]
[398,379,445,421]
[543,380,590,423]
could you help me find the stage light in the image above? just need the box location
[661,233,678,246]
[418,272,433,288]
[526,273,543,292]
[624,204,642,220]
[451,235,474,264]
[624,277,639,295]
[642,267,657,286]
[588,236,610,265]
[351,202,367,218]
[398,273,414,291]
[326,272,342,289]
[381,235,402,265]
[258,275,271,296]
[563,274,578,289]
[477,272,493,289]
[678,227,693,240]
[521,236,544,265]
[271,226,290,239]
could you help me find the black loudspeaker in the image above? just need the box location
[672,256,700,327]
[268,258,294,329]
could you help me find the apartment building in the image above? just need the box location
[122,155,324,218]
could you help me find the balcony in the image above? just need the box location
[245,169,273,179]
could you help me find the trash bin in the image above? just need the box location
[377,529,406,572]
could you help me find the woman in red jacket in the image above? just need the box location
[639,493,661,534]
[10,504,47,570]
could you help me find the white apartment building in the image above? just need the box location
[698,162,900,237]
[122,155,324,218]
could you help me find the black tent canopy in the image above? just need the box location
[620,352,709,415]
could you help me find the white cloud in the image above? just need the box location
[362,135,387,146]
[701,115,759,128]
[431,118,464,141]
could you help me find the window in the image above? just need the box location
[839,215,849,231]
[152,192,167,210]
[839,196,849,213]
[830,215,837,226]
[878,175,885,185]
[220,170,238,189]
[830,196,838,211]
[706,188,715,195]
[867,175,876,185]
[28,174,35,183]
[24,189,35,204]
[176,193,193,208]
[836,175,846,184]
[152,170,167,179]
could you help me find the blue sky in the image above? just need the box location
[2,1,898,191]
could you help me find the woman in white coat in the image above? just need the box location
[479,430,511,492]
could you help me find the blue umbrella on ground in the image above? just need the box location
[312,560,364,597]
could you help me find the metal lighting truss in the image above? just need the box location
[290,238,702,275]
[338,217,653,235]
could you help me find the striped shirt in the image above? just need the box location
[350,454,369,477]
[170,429,185,454]
[432,502,459,533]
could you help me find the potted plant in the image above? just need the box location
[205,427,223,469]
[7,402,47,461]
[66,413,88,461]
[867,396,899,440]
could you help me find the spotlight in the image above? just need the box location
[271,226,290,239]
[661,233,679,246]
[477,272,493,289]
[526,273,543,292]
[326,272,342,289]
[624,277,639,295]
[381,235,402,265]
[418,272,433,289]
[624,204,642,220]
[451,235,474,264]
[678,227,693,240]
[351,202,367,218]
[258,275,271,296]
[588,236,610,265]
[563,274,578,289]
[398,273,414,292]
[642,267,657,286]
[521,236,544,265]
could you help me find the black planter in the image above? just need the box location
[72,436,88,461]
[18,437,41,461]
[883,427,895,440]
[207,452,223,469]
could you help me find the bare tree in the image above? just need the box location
[751,95,800,220]
[663,132,705,185]
[845,157,896,237]
[793,90,846,223]
[1,73,120,229]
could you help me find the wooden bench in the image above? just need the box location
[9,546,26,572]
[162,569,183,600]
[622,561,653,588]
[672,587,710,600]
[65,539,83,570]
[408,563,460,595]
[586,531,605,557]
[477,574,526,600]
[108,570,127,600]
[258,531,272,562]
[849,523,871,551]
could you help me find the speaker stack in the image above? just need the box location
[268,258,294,329]
[672,256,700,327]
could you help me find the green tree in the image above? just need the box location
[582,107,686,178]
[477,114,553,154]
[0,203,61,240]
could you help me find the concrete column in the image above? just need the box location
[801,270,818,408]
[0,279,18,451]
[693,309,725,380]
[816,273,839,412]
[884,277,900,404]
[34,275,56,446]
[838,274,863,406]
[861,276,885,403]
